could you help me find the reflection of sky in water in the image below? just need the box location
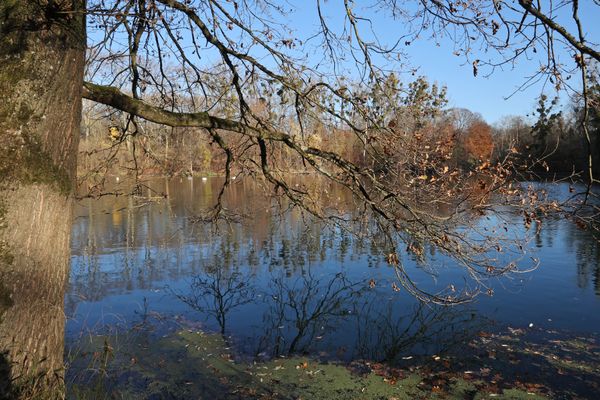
[67,178,600,361]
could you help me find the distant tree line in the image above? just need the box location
[79,64,600,186]
[493,64,600,178]
[78,74,502,183]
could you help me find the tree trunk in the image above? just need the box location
[0,1,85,398]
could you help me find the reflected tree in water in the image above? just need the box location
[353,298,481,363]
[256,269,363,358]
[567,225,600,295]
[173,266,255,335]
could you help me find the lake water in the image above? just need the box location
[65,177,600,396]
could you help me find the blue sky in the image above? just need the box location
[289,1,600,124]
[408,39,544,124]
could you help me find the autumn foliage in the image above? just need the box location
[461,121,494,164]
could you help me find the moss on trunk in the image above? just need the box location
[0,1,86,398]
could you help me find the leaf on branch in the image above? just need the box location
[387,253,399,266]
[472,60,479,77]
[574,53,584,68]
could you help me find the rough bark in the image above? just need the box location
[0,0,85,398]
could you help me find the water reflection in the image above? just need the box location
[68,177,600,359]
[172,267,255,335]
[69,180,373,310]
[352,297,481,363]
[256,270,363,358]
[568,224,600,295]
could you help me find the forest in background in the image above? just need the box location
[78,64,600,187]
